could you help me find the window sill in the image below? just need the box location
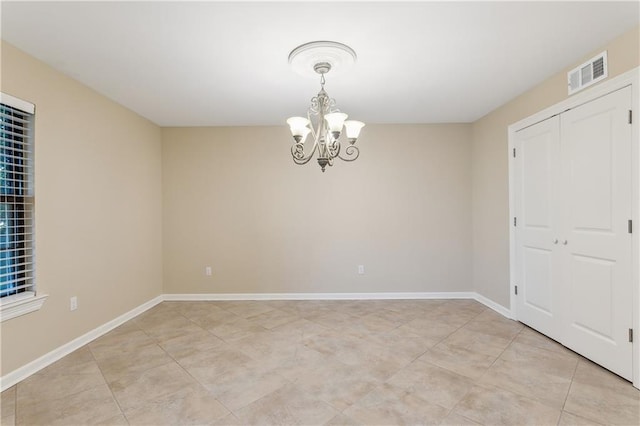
[0,292,48,322]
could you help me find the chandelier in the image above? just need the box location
[286,41,365,172]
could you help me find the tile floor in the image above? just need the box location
[1,299,639,425]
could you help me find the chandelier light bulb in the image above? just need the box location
[344,120,365,141]
[286,116,311,141]
[324,112,348,136]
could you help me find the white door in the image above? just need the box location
[514,116,562,341]
[560,86,633,380]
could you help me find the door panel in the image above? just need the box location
[514,115,561,340]
[569,254,615,341]
[522,247,553,314]
[560,86,633,380]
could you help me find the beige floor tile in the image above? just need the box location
[132,309,183,331]
[396,317,460,345]
[1,386,16,422]
[224,301,275,318]
[434,304,486,326]
[208,316,270,342]
[303,329,408,381]
[480,341,578,409]
[178,350,272,398]
[439,412,481,425]
[462,315,523,341]
[230,329,304,362]
[323,413,361,425]
[16,383,122,426]
[265,344,334,381]
[499,340,579,373]
[269,318,331,342]
[379,299,448,314]
[95,413,129,425]
[439,299,486,314]
[170,301,227,318]
[8,300,639,426]
[234,383,340,425]
[453,384,561,425]
[343,312,401,334]
[306,311,361,330]
[44,346,96,373]
[418,341,498,380]
[135,314,202,342]
[17,349,106,404]
[158,328,226,359]
[563,361,640,425]
[93,341,174,384]
[269,300,335,318]
[185,306,238,329]
[246,308,300,329]
[480,360,571,410]
[329,300,385,317]
[362,329,433,364]
[342,383,449,425]
[212,413,244,425]
[558,411,604,425]
[302,329,367,360]
[442,326,513,357]
[387,359,473,409]
[176,342,252,368]
[210,360,290,411]
[89,327,154,359]
[2,414,15,426]
[291,359,379,411]
[481,358,573,410]
[513,326,575,356]
[123,385,230,425]
[109,362,197,411]
[369,306,422,324]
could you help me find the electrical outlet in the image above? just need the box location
[205,266,212,276]
[70,296,78,311]
[358,265,365,275]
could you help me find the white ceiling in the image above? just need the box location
[1,1,638,126]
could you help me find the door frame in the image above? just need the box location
[508,67,639,389]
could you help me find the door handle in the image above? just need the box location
[553,239,558,244]
[562,240,568,245]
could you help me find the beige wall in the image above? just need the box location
[162,124,472,295]
[471,26,640,307]
[0,42,163,375]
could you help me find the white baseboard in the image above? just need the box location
[163,291,478,301]
[473,293,514,319]
[1,291,512,391]
[0,295,163,391]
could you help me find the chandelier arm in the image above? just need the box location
[291,143,318,165]
[327,139,340,159]
[291,136,320,165]
[337,144,360,162]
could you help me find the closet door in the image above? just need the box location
[514,115,562,341]
[559,86,633,380]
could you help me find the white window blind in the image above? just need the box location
[0,93,35,299]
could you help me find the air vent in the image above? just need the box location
[568,51,608,95]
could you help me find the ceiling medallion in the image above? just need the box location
[286,41,365,172]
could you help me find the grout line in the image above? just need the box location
[560,358,580,414]
[88,344,129,425]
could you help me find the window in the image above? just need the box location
[0,93,46,321]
